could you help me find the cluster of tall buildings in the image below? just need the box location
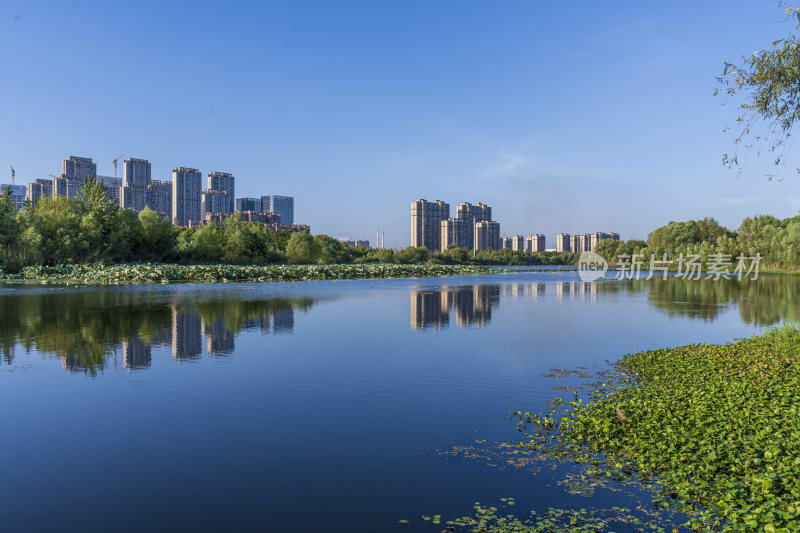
[4,155,305,232]
[554,232,620,253]
[411,199,502,251]
[500,234,547,252]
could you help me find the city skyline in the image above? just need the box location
[3,2,800,247]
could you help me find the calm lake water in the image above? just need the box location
[1,272,797,532]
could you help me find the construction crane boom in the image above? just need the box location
[112,154,124,179]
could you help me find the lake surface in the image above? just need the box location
[1,272,797,532]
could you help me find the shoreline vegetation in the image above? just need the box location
[0,263,500,284]
[594,215,800,271]
[488,325,800,532]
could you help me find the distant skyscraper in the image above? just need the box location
[201,189,231,218]
[61,156,96,180]
[0,184,26,209]
[236,197,261,212]
[55,156,96,199]
[570,234,584,254]
[263,195,294,225]
[411,198,449,251]
[120,158,152,211]
[440,218,470,251]
[146,180,172,219]
[526,234,546,252]
[456,202,491,223]
[172,167,202,227]
[27,179,53,207]
[511,235,524,251]
[474,220,500,251]
[502,237,513,250]
[589,232,620,251]
[451,202,492,251]
[123,158,152,187]
[208,172,235,213]
[556,233,571,252]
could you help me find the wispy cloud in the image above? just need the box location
[477,139,562,182]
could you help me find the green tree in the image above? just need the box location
[717,8,800,177]
[396,246,429,264]
[0,188,21,269]
[223,212,267,263]
[189,223,224,262]
[286,231,319,264]
[139,207,176,261]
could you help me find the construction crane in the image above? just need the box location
[9,165,14,186]
[112,154,124,179]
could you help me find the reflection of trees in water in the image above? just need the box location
[411,285,501,330]
[0,290,316,374]
[596,276,800,326]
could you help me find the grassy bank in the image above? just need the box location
[0,262,496,284]
[510,324,800,531]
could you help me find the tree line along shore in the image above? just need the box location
[0,179,798,274]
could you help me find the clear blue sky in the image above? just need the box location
[1,1,797,247]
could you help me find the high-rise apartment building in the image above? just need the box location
[511,235,524,251]
[570,234,584,254]
[123,158,151,187]
[262,195,294,225]
[556,233,571,252]
[61,156,96,180]
[456,202,491,223]
[147,180,172,219]
[120,158,153,211]
[526,234,545,252]
[172,167,202,227]
[55,156,97,199]
[411,198,450,251]
[452,202,492,250]
[208,172,235,213]
[502,237,513,249]
[589,231,620,251]
[474,220,500,251]
[201,189,231,218]
[235,197,261,212]
[440,218,471,251]
[27,179,53,207]
[0,184,27,209]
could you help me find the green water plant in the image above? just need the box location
[514,324,800,531]
[0,262,494,284]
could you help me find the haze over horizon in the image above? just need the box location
[1,1,798,247]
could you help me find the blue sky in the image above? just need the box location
[1,1,798,247]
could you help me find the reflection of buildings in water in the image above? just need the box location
[55,299,303,372]
[502,282,546,299]
[411,281,602,330]
[203,316,235,356]
[410,290,451,330]
[260,308,295,334]
[556,281,598,303]
[122,336,152,369]
[272,308,294,334]
[411,285,500,330]
[172,309,202,360]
